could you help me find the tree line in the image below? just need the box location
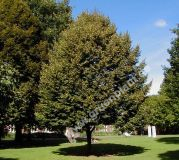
[0,0,178,152]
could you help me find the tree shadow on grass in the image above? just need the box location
[158,150,179,160]
[0,138,68,149]
[53,143,146,157]
[156,137,179,144]
[0,158,18,160]
[75,137,101,143]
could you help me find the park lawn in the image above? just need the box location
[0,135,179,160]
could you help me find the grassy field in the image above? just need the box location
[0,135,179,160]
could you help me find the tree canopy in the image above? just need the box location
[39,12,149,151]
[132,95,177,134]
[0,0,72,142]
[160,25,179,132]
[26,0,72,48]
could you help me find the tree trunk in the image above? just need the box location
[86,127,92,154]
[15,124,23,143]
[27,128,32,141]
[86,125,95,155]
[0,126,4,143]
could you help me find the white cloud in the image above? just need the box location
[154,19,167,28]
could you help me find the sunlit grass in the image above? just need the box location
[0,135,178,160]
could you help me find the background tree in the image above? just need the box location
[0,0,72,142]
[0,63,17,141]
[26,0,72,129]
[39,12,149,153]
[26,0,72,48]
[160,25,179,132]
[132,95,175,134]
[114,62,150,133]
[0,0,48,142]
[0,0,45,141]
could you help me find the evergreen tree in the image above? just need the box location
[39,12,149,153]
[160,25,179,131]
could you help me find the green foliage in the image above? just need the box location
[161,25,179,100]
[39,12,149,137]
[0,63,17,115]
[27,0,72,48]
[0,0,48,130]
[0,63,17,138]
[131,25,179,134]
[132,95,176,131]
[0,0,72,139]
[160,25,179,131]
[28,0,72,129]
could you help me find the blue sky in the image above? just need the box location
[69,0,179,95]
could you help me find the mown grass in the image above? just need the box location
[0,135,178,160]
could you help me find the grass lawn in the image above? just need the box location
[0,135,179,160]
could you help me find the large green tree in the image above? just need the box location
[160,25,179,132]
[0,0,72,142]
[25,0,72,129]
[0,0,47,142]
[39,12,149,152]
